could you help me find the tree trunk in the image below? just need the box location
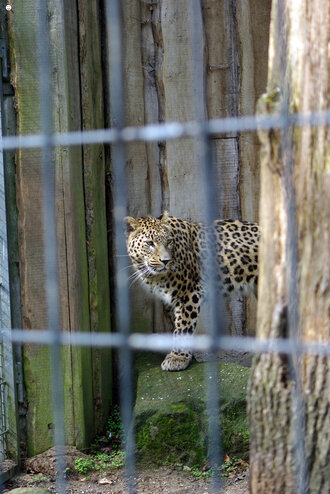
[248,0,329,492]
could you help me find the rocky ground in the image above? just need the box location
[4,444,249,493]
[5,353,251,493]
[5,465,249,493]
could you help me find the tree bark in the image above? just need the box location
[248,0,329,492]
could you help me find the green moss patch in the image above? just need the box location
[134,353,250,468]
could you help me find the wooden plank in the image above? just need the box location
[8,0,94,454]
[203,0,244,337]
[77,0,112,432]
[8,2,58,455]
[47,0,94,449]
[237,0,271,334]
[118,0,155,335]
[161,0,206,221]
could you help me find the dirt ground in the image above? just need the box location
[4,467,249,494]
[3,447,249,494]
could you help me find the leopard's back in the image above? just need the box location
[213,219,259,295]
[175,217,259,296]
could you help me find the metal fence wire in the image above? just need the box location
[0,0,329,493]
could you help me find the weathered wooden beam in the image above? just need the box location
[77,0,112,432]
[8,0,102,454]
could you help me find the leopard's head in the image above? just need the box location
[125,211,176,275]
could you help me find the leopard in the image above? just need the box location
[125,211,259,371]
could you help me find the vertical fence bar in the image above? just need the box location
[281,120,308,490]
[104,1,136,492]
[190,1,223,490]
[202,134,224,492]
[37,2,66,492]
[277,1,307,491]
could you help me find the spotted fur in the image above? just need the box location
[125,211,259,371]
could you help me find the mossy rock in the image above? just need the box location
[134,353,250,468]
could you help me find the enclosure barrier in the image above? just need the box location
[0,0,329,493]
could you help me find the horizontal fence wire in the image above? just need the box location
[1,329,330,356]
[0,110,329,150]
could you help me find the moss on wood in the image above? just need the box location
[8,0,109,454]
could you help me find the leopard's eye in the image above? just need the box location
[145,240,155,247]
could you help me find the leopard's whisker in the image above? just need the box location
[128,268,149,287]
[128,271,141,281]
[128,264,149,281]
[118,264,134,272]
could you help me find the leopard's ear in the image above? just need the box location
[124,216,139,235]
[159,211,170,224]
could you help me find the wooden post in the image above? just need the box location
[8,0,111,454]
[77,0,112,435]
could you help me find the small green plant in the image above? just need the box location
[37,476,48,482]
[107,406,124,447]
[93,452,111,470]
[220,454,248,478]
[178,454,248,479]
[63,466,71,477]
[176,464,212,479]
[90,406,124,452]
[74,457,95,475]
[109,450,125,468]
[74,450,125,475]
[29,475,49,483]
[191,467,213,479]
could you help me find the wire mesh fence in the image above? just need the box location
[0,0,329,493]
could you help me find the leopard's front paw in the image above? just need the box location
[161,352,192,371]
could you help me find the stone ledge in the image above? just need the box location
[134,353,250,468]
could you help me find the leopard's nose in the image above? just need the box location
[162,259,170,266]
